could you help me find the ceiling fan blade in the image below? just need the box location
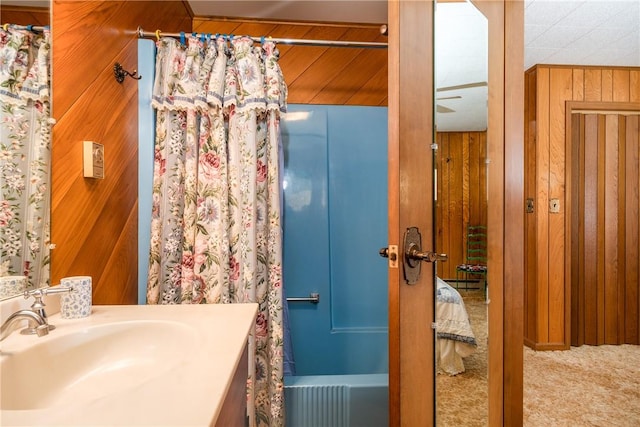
[437,104,455,113]
[437,81,487,92]
[436,95,462,101]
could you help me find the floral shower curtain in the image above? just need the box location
[0,27,51,289]
[146,35,287,426]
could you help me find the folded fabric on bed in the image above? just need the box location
[436,277,477,347]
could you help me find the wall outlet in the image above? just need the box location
[83,141,104,179]
[550,198,560,213]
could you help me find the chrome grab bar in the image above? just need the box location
[286,292,320,304]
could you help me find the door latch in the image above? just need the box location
[379,245,399,268]
[403,227,448,285]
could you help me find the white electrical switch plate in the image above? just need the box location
[83,141,104,179]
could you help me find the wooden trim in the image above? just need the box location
[524,339,569,351]
[387,0,400,423]
[400,1,435,424]
[567,101,640,113]
[193,15,386,29]
[0,5,48,14]
[503,0,525,424]
[388,0,435,424]
[478,1,506,425]
[527,64,640,74]
[181,0,194,18]
[0,5,49,26]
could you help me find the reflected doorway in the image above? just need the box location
[433,1,489,424]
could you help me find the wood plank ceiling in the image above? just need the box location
[192,18,389,106]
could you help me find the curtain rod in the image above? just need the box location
[137,27,388,49]
[2,24,48,32]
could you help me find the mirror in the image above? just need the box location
[434,0,488,424]
[0,1,52,301]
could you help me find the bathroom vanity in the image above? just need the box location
[0,303,257,426]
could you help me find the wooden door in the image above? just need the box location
[570,112,640,346]
[387,1,436,424]
[387,0,524,425]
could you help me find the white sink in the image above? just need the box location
[1,320,196,410]
[0,303,257,426]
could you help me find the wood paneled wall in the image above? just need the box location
[524,64,640,349]
[192,17,388,106]
[435,131,488,279]
[1,5,49,26]
[50,1,191,304]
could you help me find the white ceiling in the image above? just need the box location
[525,0,640,69]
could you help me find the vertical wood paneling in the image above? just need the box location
[584,69,602,101]
[524,69,538,344]
[584,115,599,344]
[617,116,627,344]
[525,65,640,349]
[435,131,488,280]
[572,68,584,101]
[51,1,192,304]
[631,71,640,103]
[626,116,640,343]
[548,68,571,343]
[451,132,464,277]
[462,133,470,227]
[479,132,488,225]
[603,115,619,344]
[570,114,583,346]
[535,67,550,343]
[596,115,606,344]
[613,70,630,102]
[601,70,613,102]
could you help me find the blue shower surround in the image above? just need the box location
[282,105,389,375]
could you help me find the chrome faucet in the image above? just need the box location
[22,286,73,334]
[0,310,49,341]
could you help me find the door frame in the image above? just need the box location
[387,0,524,424]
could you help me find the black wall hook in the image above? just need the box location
[114,62,142,83]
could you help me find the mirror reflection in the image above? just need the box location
[434,0,488,424]
[0,2,52,300]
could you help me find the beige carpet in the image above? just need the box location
[435,284,640,426]
[523,344,640,426]
[436,287,488,426]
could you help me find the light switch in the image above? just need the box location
[83,141,104,179]
[550,198,560,213]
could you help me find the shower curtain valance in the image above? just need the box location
[150,35,287,116]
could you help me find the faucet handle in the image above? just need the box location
[21,286,73,335]
[24,285,74,300]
